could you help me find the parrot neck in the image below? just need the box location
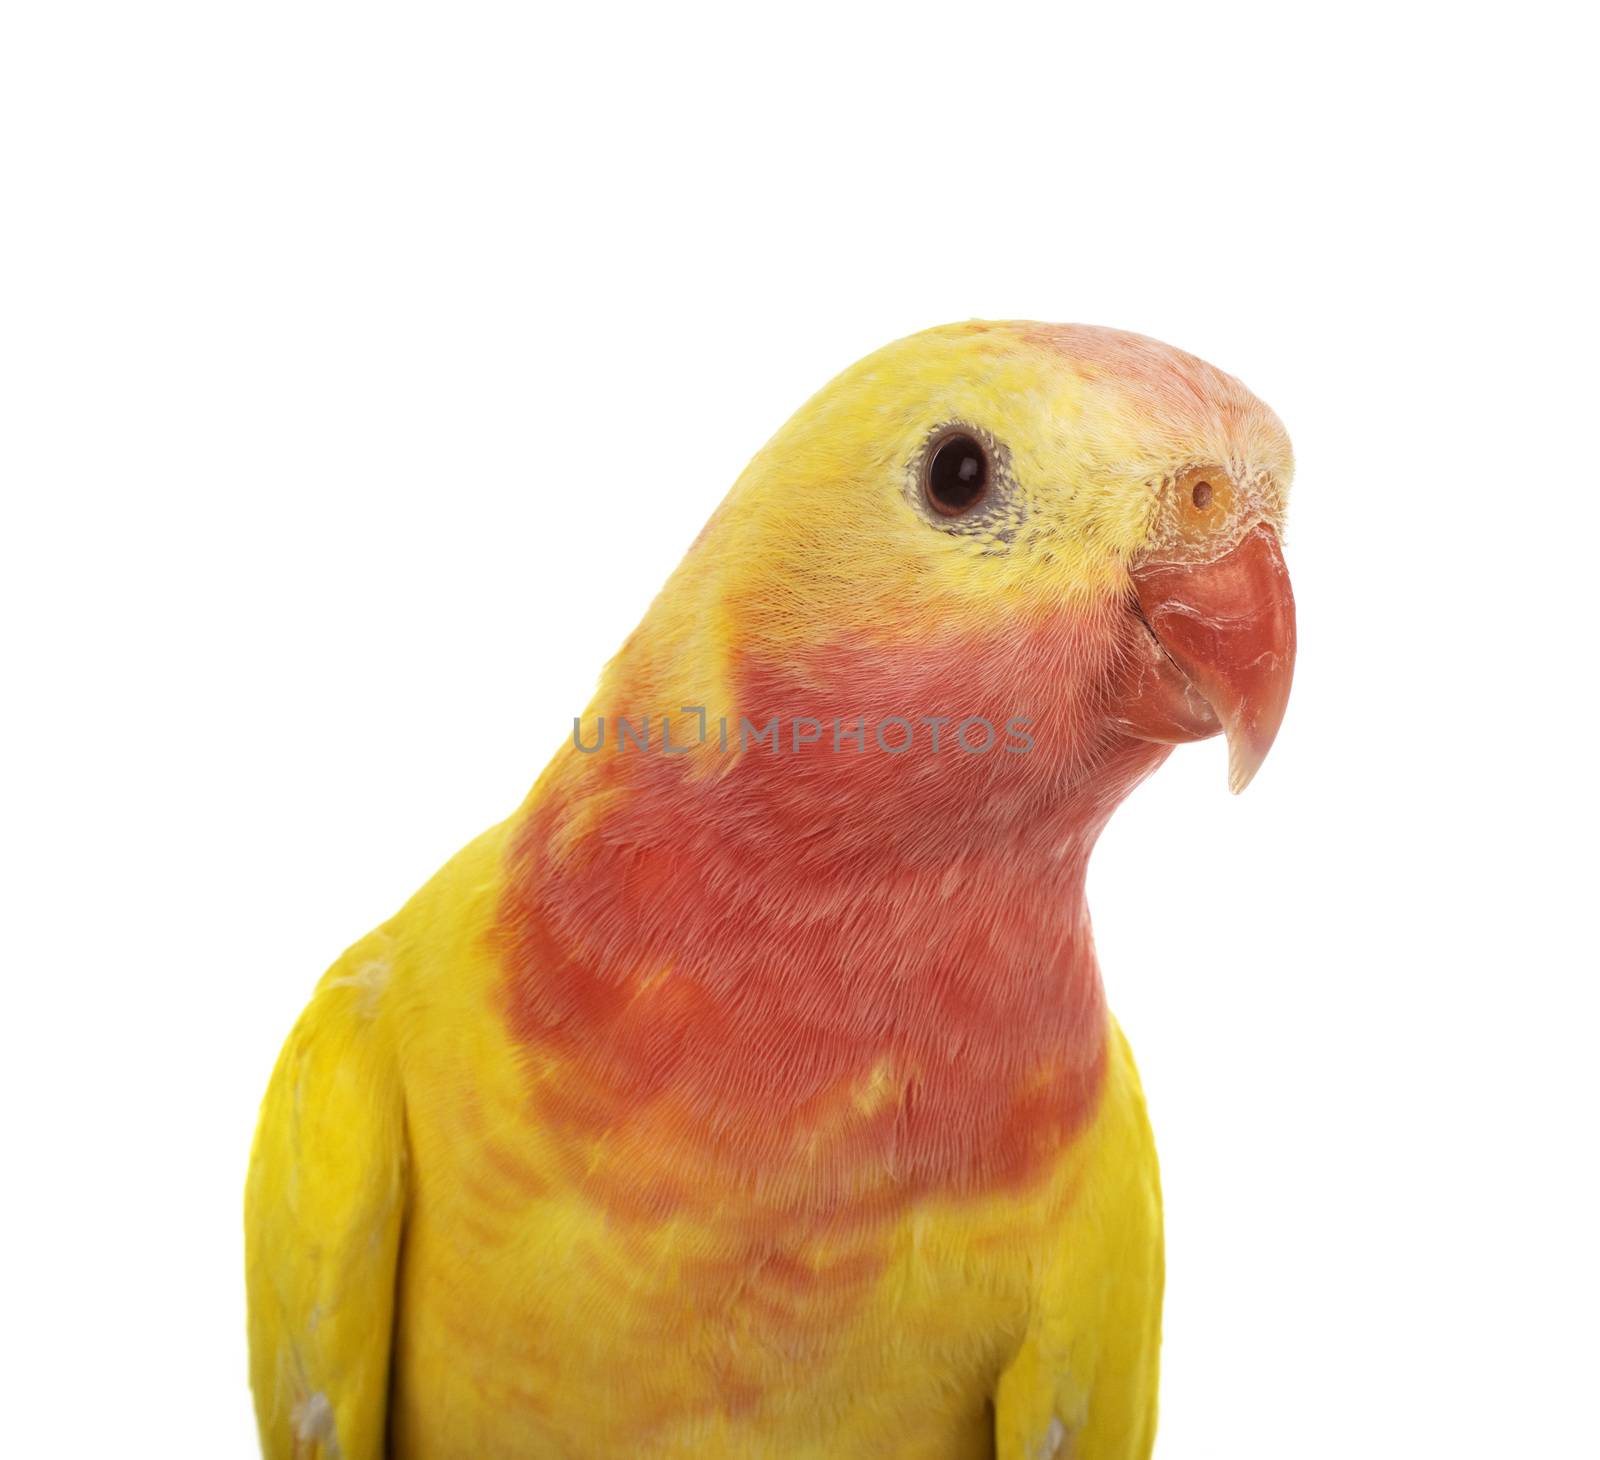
[495,726,1166,1212]
[493,610,1171,1209]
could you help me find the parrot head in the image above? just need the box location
[601,320,1295,821]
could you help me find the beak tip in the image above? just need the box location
[1226,731,1268,795]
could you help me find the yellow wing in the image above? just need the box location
[245,932,407,1460]
[993,1021,1165,1460]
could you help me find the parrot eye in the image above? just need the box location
[923,431,990,516]
[1191,479,1213,509]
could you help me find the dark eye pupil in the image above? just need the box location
[926,433,988,515]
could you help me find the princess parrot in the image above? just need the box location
[245,321,1296,1459]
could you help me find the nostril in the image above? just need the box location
[1192,480,1213,509]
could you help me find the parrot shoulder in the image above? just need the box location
[245,928,408,1460]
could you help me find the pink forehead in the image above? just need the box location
[1014,321,1275,445]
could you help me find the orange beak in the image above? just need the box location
[1120,523,1297,793]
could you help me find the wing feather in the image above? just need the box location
[246,938,407,1460]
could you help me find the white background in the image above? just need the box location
[3,3,1595,1456]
